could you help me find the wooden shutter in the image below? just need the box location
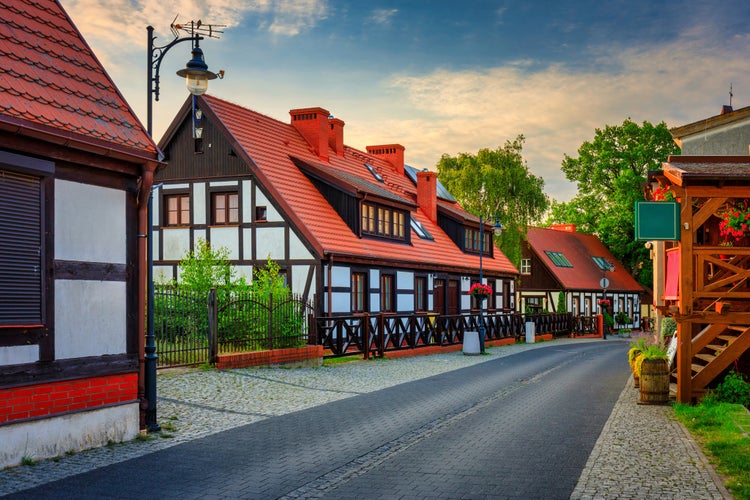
[0,169,43,325]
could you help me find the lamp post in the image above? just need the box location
[599,260,615,340]
[478,215,504,353]
[144,20,222,432]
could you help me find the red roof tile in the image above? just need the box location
[197,94,518,276]
[0,0,156,157]
[527,227,643,292]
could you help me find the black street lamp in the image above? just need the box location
[144,20,222,432]
[599,260,615,340]
[478,215,503,353]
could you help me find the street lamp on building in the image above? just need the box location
[144,19,223,432]
[478,215,504,353]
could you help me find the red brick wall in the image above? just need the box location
[0,373,138,424]
[217,345,324,370]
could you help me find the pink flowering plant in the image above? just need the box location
[469,283,492,299]
[719,200,750,243]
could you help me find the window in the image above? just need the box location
[165,193,190,226]
[364,163,384,183]
[415,277,427,311]
[255,205,267,222]
[352,272,367,313]
[361,202,407,241]
[381,274,395,312]
[464,227,491,255]
[520,259,531,275]
[212,192,238,225]
[410,218,434,240]
[592,256,613,271]
[0,168,45,326]
[544,251,573,268]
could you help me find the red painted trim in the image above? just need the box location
[0,373,138,424]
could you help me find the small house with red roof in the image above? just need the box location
[520,224,644,327]
[0,0,160,467]
[153,96,518,318]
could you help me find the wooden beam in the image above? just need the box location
[693,330,750,390]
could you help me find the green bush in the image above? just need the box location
[615,311,632,325]
[661,317,677,340]
[709,371,750,406]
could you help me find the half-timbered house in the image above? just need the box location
[519,224,644,327]
[0,0,160,467]
[153,96,519,318]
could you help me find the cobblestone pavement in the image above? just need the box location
[0,338,732,498]
[571,378,733,500]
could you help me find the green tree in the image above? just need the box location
[437,135,549,266]
[548,119,679,287]
[176,238,245,293]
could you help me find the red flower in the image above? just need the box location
[469,283,492,298]
[719,200,750,243]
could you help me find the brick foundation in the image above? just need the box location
[216,345,324,370]
[0,373,138,424]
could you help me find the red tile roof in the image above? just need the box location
[194,94,518,276]
[527,227,643,292]
[0,0,156,158]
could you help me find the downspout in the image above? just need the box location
[327,254,333,317]
[136,163,157,430]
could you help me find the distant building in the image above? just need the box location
[519,224,644,327]
[670,104,750,155]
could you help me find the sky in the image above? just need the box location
[60,0,750,202]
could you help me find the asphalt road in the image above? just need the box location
[10,341,630,499]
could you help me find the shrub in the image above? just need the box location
[661,317,677,341]
[711,371,750,406]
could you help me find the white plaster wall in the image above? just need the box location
[242,228,253,260]
[209,181,238,187]
[153,265,175,283]
[289,231,312,260]
[236,265,253,282]
[330,266,350,288]
[209,227,239,259]
[193,229,206,246]
[162,228,190,261]
[54,180,125,263]
[151,186,161,226]
[193,182,206,225]
[291,265,313,298]
[256,226,285,260]
[0,403,139,469]
[256,190,282,222]
[55,281,126,359]
[0,345,38,366]
[242,180,253,224]
[331,292,350,313]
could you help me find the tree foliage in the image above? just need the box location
[547,119,679,287]
[437,135,549,266]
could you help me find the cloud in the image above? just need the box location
[60,0,328,48]
[369,8,398,26]
[350,31,750,202]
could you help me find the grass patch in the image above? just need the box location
[21,456,36,466]
[674,402,750,499]
[323,355,363,366]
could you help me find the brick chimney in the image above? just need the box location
[328,117,345,157]
[550,223,577,233]
[366,144,405,175]
[290,107,329,161]
[416,169,437,223]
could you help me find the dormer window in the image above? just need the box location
[464,227,491,256]
[361,201,407,241]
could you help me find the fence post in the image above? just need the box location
[208,288,218,365]
[268,293,274,351]
[363,313,370,360]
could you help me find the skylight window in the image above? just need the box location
[364,163,384,183]
[544,251,573,268]
[592,256,613,270]
[410,218,434,240]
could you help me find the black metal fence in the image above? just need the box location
[317,311,595,359]
[154,287,314,367]
[154,288,603,366]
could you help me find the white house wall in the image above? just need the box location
[289,231,312,260]
[256,190,282,222]
[209,226,239,259]
[163,228,190,261]
[256,226,285,260]
[55,280,127,359]
[54,180,125,263]
[193,182,206,224]
[0,345,37,366]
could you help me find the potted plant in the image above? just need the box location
[469,283,492,302]
[719,200,750,244]
[628,338,647,388]
[638,343,670,405]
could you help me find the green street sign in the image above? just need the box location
[634,201,680,241]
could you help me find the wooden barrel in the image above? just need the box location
[639,358,669,404]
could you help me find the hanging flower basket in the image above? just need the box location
[719,200,750,243]
[651,184,675,202]
[597,299,611,308]
[469,283,492,300]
